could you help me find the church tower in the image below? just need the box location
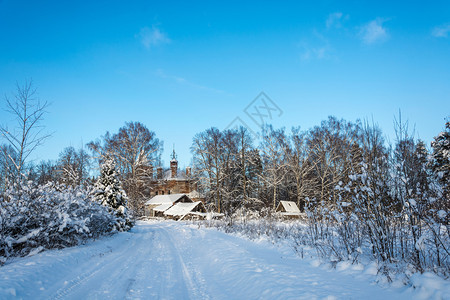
[170,147,178,178]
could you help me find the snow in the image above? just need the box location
[0,221,448,300]
[152,203,173,212]
[410,272,449,300]
[144,193,189,205]
[164,201,204,217]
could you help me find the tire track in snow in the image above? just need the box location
[156,224,211,300]
[89,229,157,299]
[125,229,177,299]
[48,234,141,300]
[48,226,158,299]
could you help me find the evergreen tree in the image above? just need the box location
[431,121,450,200]
[93,157,132,230]
[414,140,431,198]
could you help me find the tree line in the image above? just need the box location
[193,117,449,215]
[1,82,449,224]
[192,116,449,273]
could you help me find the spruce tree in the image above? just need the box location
[93,157,132,230]
[431,121,450,200]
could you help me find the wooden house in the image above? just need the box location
[164,201,207,221]
[275,201,301,218]
[144,194,193,217]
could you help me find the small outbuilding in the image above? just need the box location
[164,201,207,221]
[151,203,174,217]
[275,201,301,218]
[144,194,193,217]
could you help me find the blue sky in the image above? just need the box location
[1,0,449,167]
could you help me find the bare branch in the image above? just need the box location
[0,80,51,180]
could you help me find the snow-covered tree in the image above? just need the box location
[93,158,132,231]
[431,121,450,201]
[0,144,18,193]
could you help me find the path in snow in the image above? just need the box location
[0,221,443,299]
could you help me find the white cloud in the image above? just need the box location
[432,23,450,38]
[137,26,170,49]
[326,12,343,29]
[359,19,389,45]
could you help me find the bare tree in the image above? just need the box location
[235,127,260,208]
[192,127,261,214]
[57,146,91,187]
[259,125,288,209]
[306,123,341,205]
[34,159,58,186]
[192,127,225,213]
[282,127,315,211]
[0,80,50,181]
[305,117,359,207]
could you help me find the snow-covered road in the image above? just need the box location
[0,221,446,299]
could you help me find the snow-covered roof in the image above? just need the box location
[276,201,301,213]
[164,201,205,217]
[152,203,173,212]
[187,190,203,199]
[145,194,187,205]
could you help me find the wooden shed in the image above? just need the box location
[144,194,193,217]
[275,201,301,218]
[164,201,207,221]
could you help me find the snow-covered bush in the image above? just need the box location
[303,199,365,263]
[201,200,449,279]
[0,181,125,264]
[203,218,305,245]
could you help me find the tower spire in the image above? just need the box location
[170,144,178,178]
[171,144,177,161]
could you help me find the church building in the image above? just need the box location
[139,149,202,202]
